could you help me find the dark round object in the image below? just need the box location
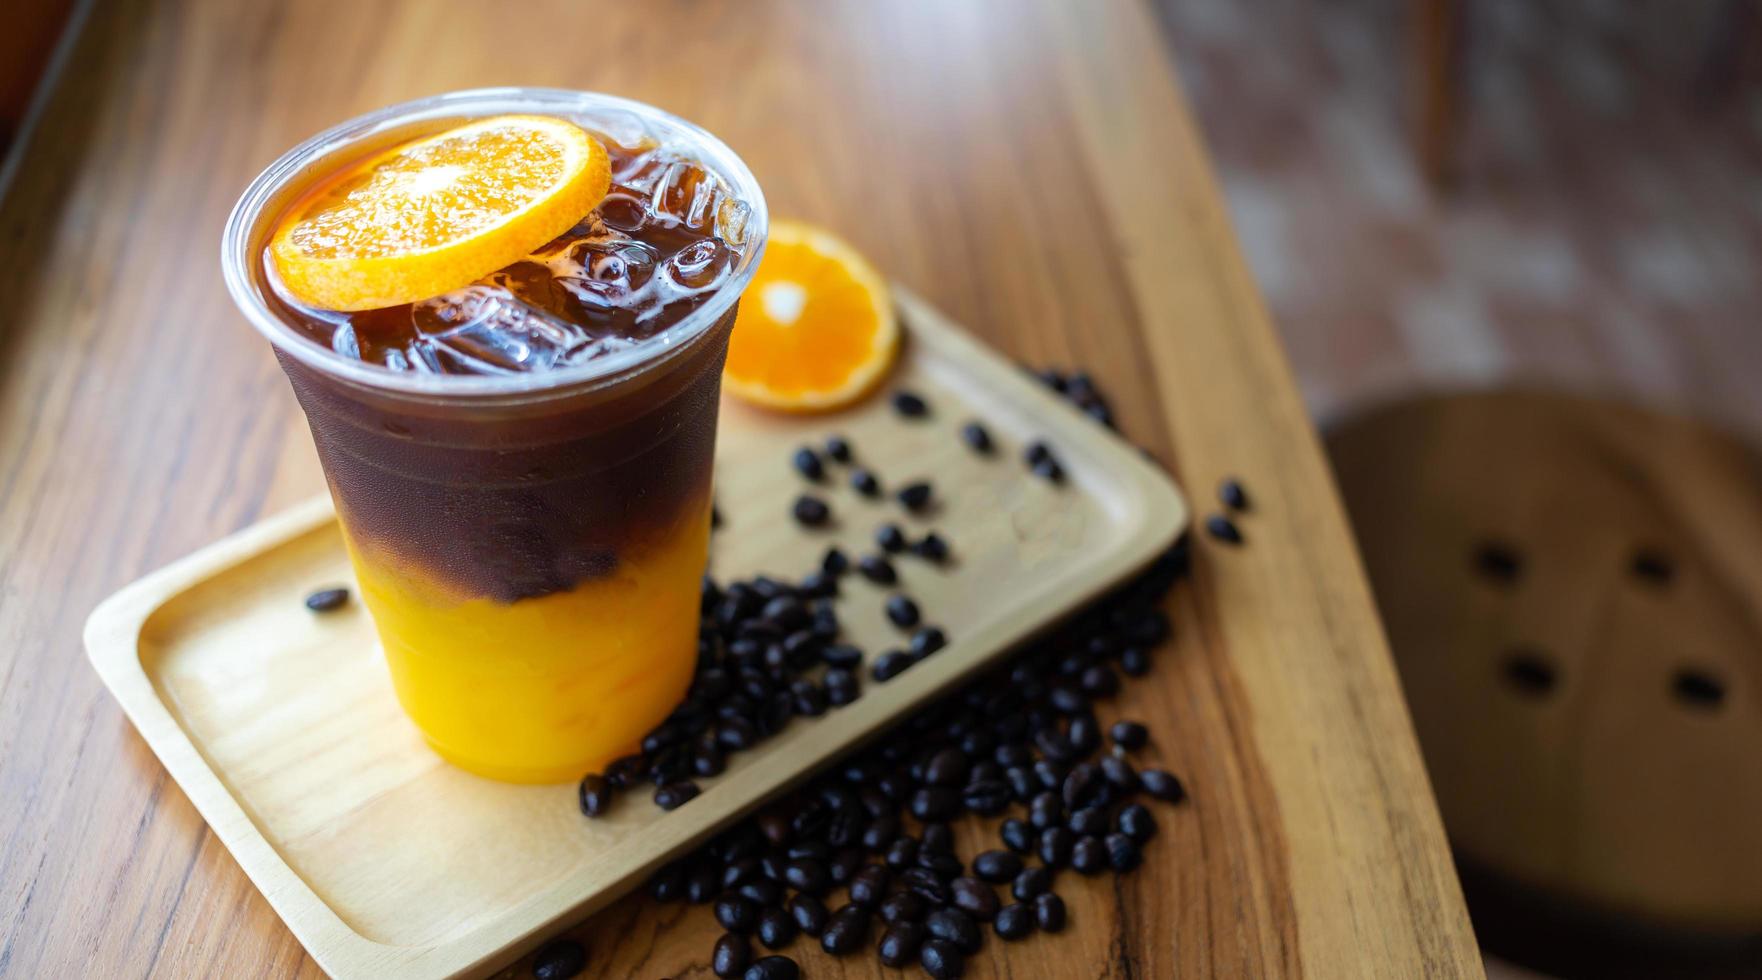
[857,553,897,585]
[879,891,927,924]
[949,876,1000,921]
[877,922,926,968]
[531,938,587,980]
[850,468,882,497]
[1120,646,1151,676]
[960,421,993,454]
[872,650,914,682]
[819,905,871,955]
[923,748,969,786]
[1109,720,1148,750]
[756,905,798,949]
[686,862,721,903]
[737,879,783,907]
[1219,477,1250,511]
[1011,865,1052,901]
[654,781,701,810]
[303,587,349,612]
[787,894,828,937]
[921,822,954,853]
[1117,802,1158,843]
[824,668,862,706]
[1032,456,1064,483]
[1067,805,1108,836]
[885,594,921,629]
[1024,440,1052,465]
[1100,754,1139,792]
[848,864,890,908]
[994,902,1034,940]
[1204,513,1242,544]
[821,643,863,669]
[972,850,1023,883]
[783,859,829,897]
[1140,768,1187,803]
[919,939,966,979]
[712,932,751,979]
[1105,832,1143,872]
[742,955,799,980]
[715,895,760,934]
[897,481,934,512]
[924,907,982,954]
[913,532,951,562]
[910,785,960,821]
[820,546,850,575]
[1038,827,1074,868]
[909,625,947,657]
[1071,835,1107,875]
[885,835,919,870]
[792,495,831,527]
[824,435,853,463]
[577,775,612,817]
[892,390,930,417]
[792,446,825,481]
[900,866,951,905]
[1034,893,1067,933]
[876,522,908,553]
[999,818,1034,854]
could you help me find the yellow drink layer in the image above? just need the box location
[345,499,710,784]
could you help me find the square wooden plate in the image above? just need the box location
[85,289,1187,979]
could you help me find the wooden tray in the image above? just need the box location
[84,289,1187,980]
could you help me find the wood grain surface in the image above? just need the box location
[0,0,1482,977]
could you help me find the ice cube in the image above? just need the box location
[659,237,733,293]
[411,284,591,374]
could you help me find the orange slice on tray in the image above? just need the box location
[270,114,610,312]
[723,220,898,411]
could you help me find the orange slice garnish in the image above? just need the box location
[270,114,610,312]
[723,221,898,411]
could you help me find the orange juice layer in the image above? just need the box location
[345,503,710,784]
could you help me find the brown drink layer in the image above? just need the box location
[263,131,746,602]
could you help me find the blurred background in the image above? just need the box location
[3,0,1758,977]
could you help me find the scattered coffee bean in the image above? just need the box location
[578,775,612,817]
[531,938,586,979]
[1100,754,1139,792]
[792,447,825,481]
[872,650,914,682]
[912,531,950,562]
[1034,893,1067,933]
[857,553,897,585]
[1110,720,1148,750]
[715,895,759,934]
[824,667,861,706]
[892,390,929,417]
[921,822,954,853]
[1117,802,1158,843]
[896,481,934,512]
[792,495,830,527]
[1205,513,1242,544]
[878,921,927,967]
[876,523,908,553]
[920,938,965,979]
[848,864,890,908]
[1219,476,1249,511]
[820,905,871,955]
[909,626,947,657]
[925,907,982,955]
[654,781,700,810]
[1067,806,1108,836]
[1031,456,1065,483]
[850,468,882,497]
[1037,827,1074,868]
[885,594,921,629]
[1071,835,1107,875]
[972,850,1022,883]
[1011,865,1052,901]
[994,902,1034,940]
[1140,768,1187,803]
[783,858,830,896]
[880,891,927,924]
[960,421,993,454]
[743,955,799,980]
[713,933,751,978]
[1105,832,1143,872]
[303,587,349,612]
[1000,818,1034,854]
[950,876,1001,921]
[825,435,853,463]
[756,905,797,949]
[788,894,828,937]
[901,866,950,904]
[910,785,960,821]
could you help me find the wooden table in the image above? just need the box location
[0,0,1482,975]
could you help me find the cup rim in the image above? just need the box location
[221,87,768,401]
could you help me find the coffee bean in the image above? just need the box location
[1033,893,1067,932]
[784,858,830,896]
[792,447,825,481]
[825,668,861,706]
[848,864,890,908]
[878,921,926,967]
[892,391,929,417]
[821,643,863,669]
[649,862,686,902]
[960,421,993,454]
[861,811,900,850]
[1081,664,1119,697]
[789,680,827,717]
[654,781,700,810]
[896,481,934,512]
[829,846,866,884]
[901,866,950,904]
[925,907,981,954]
[821,547,849,576]
[1037,827,1074,868]
[949,876,1000,921]
[1100,754,1139,792]
[686,863,721,903]
[999,818,1034,854]
[1071,834,1108,875]
[909,785,959,821]
[713,932,751,978]
[788,894,828,937]
[1011,865,1052,901]
[743,955,799,980]
[303,587,349,612]
[885,836,918,870]
[875,523,908,554]
[916,850,963,878]
[850,468,882,497]
[994,902,1034,940]
[912,532,950,562]
[1036,368,1068,392]
[1067,806,1108,836]
[1062,763,1102,809]
[1028,791,1064,830]
[857,553,897,585]
[1117,802,1158,843]
[921,821,954,853]
[923,748,969,786]
[919,939,965,979]
[531,938,586,979]
[756,905,798,949]
[578,775,613,817]
[715,895,760,934]
[880,891,927,923]
[1110,720,1148,749]
[1140,768,1187,803]
[1106,831,1143,872]
[820,905,871,955]
[1120,646,1151,676]
[1219,477,1249,511]
[961,780,1010,815]
[825,435,853,463]
[1205,513,1242,544]
[792,495,831,527]
[1005,767,1037,802]
[872,650,913,682]
[885,595,921,629]
[909,626,947,657]
[1031,456,1065,483]
[1025,441,1051,465]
